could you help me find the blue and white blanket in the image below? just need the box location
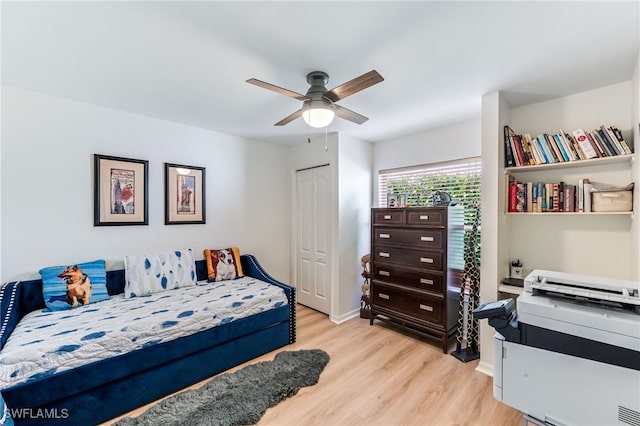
[0,277,287,387]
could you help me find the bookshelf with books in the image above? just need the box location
[504,155,634,215]
[504,125,633,169]
[477,76,640,375]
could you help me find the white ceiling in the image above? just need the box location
[2,1,639,145]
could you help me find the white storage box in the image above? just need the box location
[590,183,634,212]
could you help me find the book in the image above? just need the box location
[608,125,632,154]
[603,125,626,155]
[543,133,562,162]
[529,135,545,164]
[572,129,598,159]
[504,126,516,167]
[509,181,518,212]
[552,133,570,161]
[599,126,623,155]
[564,184,575,212]
[586,131,605,157]
[536,182,543,212]
[567,132,586,160]
[526,181,533,212]
[521,134,536,165]
[559,181,565,212]
[583,179,593,213]
[557,132,576,161]
[599,128,620,155]
[578,178,584,212]
[561,131,581,160]
[591,129,613,157]
[552,183,559,212]
[511,135,526,166]
[536,135,553,163]
[516,183,525,212]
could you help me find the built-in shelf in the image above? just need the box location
[505,153,634,173]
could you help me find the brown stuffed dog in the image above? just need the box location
[58,265,92,308]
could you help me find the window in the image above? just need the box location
[378,157,482,263]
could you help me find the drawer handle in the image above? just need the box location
[420,278,434,285]
[379,293,390,300]
[420,304,434,312]
[420,257,434,263]
[379,233,391,239]
[420,215,429,220]
[379,270,390,277]
[380,252,390,258]
[421,236,434,242]
[383,215,392,220]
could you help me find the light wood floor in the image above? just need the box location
[108,305,522,426]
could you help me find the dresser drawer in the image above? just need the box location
[374,227,444,250]
[372,209,404,225]
[373,263,444,293]
[372,284,444,324]
[406,209,444,226]
[373,247,443,271]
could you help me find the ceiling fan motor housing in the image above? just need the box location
[305,71,333,108]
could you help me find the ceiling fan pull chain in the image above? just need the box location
[325,127,328,152]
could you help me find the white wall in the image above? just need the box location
[372,119,481,204]
[1,86,291,282]
[336,133,372,322]
[508,82,633,279]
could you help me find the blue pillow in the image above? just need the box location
[39,259,109,311]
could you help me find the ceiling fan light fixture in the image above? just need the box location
[302,100,335,128]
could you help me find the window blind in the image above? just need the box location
[378,157,482,263]
[378,157,482,210]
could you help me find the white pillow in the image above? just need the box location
[124,247,197,298]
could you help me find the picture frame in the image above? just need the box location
[398,194,407,208]
[94,154,149,226]
[164,163,206,225]
[387,193,399,208]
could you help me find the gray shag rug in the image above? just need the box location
[115,349,330,426]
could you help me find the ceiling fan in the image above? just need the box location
[246,70,384,128]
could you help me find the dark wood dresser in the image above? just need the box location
[370,206,464,353]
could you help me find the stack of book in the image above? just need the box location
[507,177,594,213]
[504,125,633,168]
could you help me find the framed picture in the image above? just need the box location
[398,194,407,208]
[164,163,206,225]
[94,154,149,226]
[387,193,399,208]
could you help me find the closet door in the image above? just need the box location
[296,165,331,314]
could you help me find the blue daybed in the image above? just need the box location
[0,254,296,425]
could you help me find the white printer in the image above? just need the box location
[475,270,640,426]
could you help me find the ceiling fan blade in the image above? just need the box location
[275,109,303,126]
[334,105,368,125]
[324,70,384,103]
[246,78,309,101]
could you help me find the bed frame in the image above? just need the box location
[0,254,296,425]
